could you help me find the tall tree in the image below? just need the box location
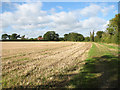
[101,14,120,43]
[90,31,94,42]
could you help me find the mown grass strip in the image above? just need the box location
[67,43,119,88]
[99,43,118,50]
[87,43,98,58]
[88,43,113,59]
[99,42,119,55]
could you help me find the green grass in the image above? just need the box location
[88,43,115,58]
[99,42,119,55]
[99,43,119,50]
[67,43,119,88]
[2,43,119,89]
[88,43,97,58]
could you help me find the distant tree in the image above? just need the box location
[8,35,11,40]
[64,32,84,41]
[21,35,25,40]
[77,33,85,41]
[29,38,34,40]
[10,33,20,40]
[38,36,42,38]
[64,34,69,41]
[43,31,59,41]
[90,31,94,42]
[1,34,8,40]
[84,37,90,42]
[59,37,64,41]
[54,33,59,41]
[34,38,38,40]
[94,36,99,42]
[94,31,104,42]
[38,36,43,40]
[68,33,78,41]
[96,31,104,38]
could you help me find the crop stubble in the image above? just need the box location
[2,42,91,87]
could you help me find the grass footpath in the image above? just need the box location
[99,43,119,50]
[67,43,119,88]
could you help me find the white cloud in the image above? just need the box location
[80,4,101,17]
[1,2,115,38]
[50,11,77,24]
[101,5,115,16]
[49,16,107,36]
[49,8,56,14]
[82,17,106,29]
[57,6,63,10]
[2,12,15,28]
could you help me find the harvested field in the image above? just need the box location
[2,42,92,88]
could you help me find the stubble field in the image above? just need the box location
[1,42,92,88]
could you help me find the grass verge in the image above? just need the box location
[99,43,119,50]
[67,43,119,88]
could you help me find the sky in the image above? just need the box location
[0,1,119,38]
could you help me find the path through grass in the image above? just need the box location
[67,43,119,88]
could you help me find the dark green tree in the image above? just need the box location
[77,33,85,41]
[68,33,78,41]
[38,36,42,38]
[94,31,104,42]
[10,33,20,40]
[1,34,8,40]
[96,31,104,38]
[59,37,64,41]
[64,34,69,41]
[29,38,34,40]
[84,37,90,42]
[8,35,11,40]
[64,32,84,41]
[43,31,59,41]
[101,14,120,44]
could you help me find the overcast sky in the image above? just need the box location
[0,1,118,38]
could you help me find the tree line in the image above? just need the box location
[1,31,85,41]
[1,14,119,44]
